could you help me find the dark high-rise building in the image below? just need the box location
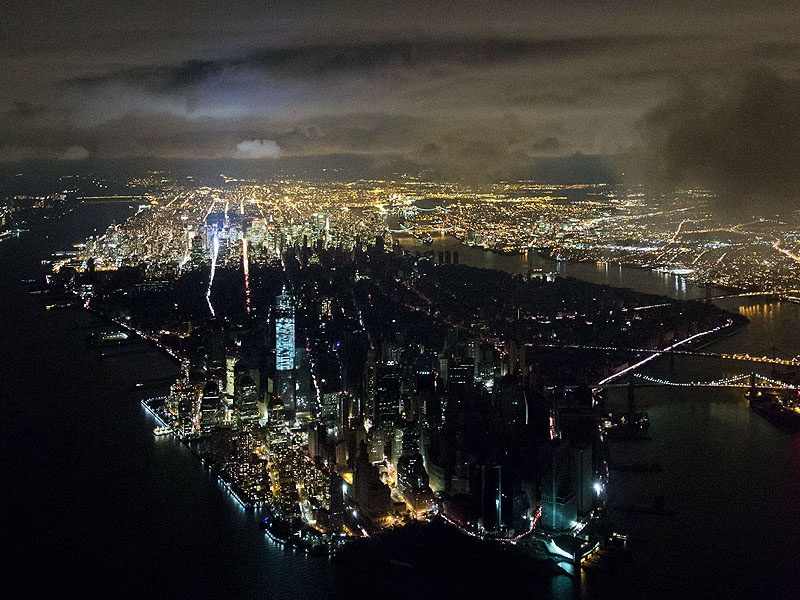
[373,364,402,427]
[540,440,578,531]
[397,452,435,514]
[353,442,392,520]
[207,328,226,370]
[234,374,260,422]
[558,388,603,517]
[294,347,312,417]
[477,463,502,532]
[171,381,199,438]
[447,359,475,408]
[200,380,222,431]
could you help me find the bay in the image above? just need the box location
[2,208,798,599]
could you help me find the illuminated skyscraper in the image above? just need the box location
[275,289,294,370]
[275,289,295,414]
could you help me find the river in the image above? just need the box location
[1,210,798,599]
[399,233,800,600]
[0,203,333,599]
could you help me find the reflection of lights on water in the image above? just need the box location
[739,302,779,323]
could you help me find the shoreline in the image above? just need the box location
[7,191,799,599]
[79,243,745,565]
[86,305,182,364]
[140,397,255,512]
[140,395,343,556]
[43,232,785,574]
[402,233,789,301]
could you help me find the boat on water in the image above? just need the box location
[45,299,80,310]
[747,388,800,431]
[153,426,173,436]
[88,330,129,344]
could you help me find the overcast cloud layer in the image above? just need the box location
[2,1,799,198]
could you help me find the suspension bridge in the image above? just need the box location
[613,372,797,390]
[535,342,800,368]
[557,319,800,389]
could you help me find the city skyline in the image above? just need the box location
[35,175,800,297]
[2,3,800,598]
[2,161,800,599]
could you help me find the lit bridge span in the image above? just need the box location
[532,342,800,368]
[526,321,800,389]
[593,372,796,391]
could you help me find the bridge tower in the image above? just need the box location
[771,347,778,377]
[627,377,636,415]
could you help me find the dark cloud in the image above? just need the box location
[531,153,621,184]
[69,59,223,94]
[527,137,563,155]
[1,1,799,186]
[748,41,800,61]
[65,36,634,95]
[5,102,47,120]
[60,145,90,161]
[243,37,630,79]
[641,71,800,214]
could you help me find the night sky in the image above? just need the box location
[2,1,800,198]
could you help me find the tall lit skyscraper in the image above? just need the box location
[275,289,295,370]
[275,288,295,414]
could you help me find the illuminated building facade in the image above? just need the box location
[275,289,295,414]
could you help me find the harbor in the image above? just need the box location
[3,199,800,599]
